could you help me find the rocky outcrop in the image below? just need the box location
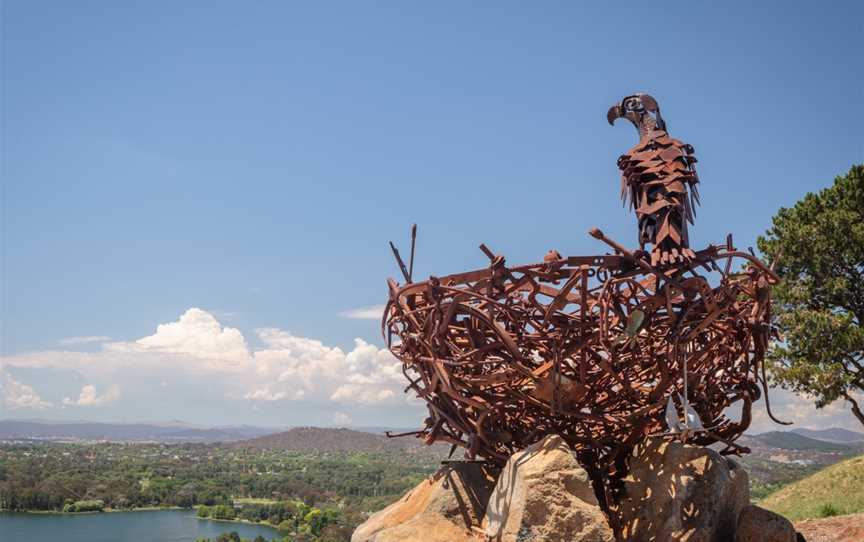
[795,512,864,542]
[352,434,806,542]
[483,434,614,542]
[616,437,750,542]
[735,505,798,542]
[350,461,497,542]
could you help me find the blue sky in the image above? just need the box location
[1,1,862,429]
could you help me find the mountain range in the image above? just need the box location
[3,418,863,451]
[791,427,864,443]
[0,419,277,442]
[740,430,864,453]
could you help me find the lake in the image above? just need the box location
[0,509,283,542]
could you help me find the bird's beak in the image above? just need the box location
[607,104,623,125]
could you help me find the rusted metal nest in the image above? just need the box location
[382,94,783,483]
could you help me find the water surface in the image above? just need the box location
[0,509,282,542]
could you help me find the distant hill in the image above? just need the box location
[743,431,858,452]
[0,419,277,442]
[792,427,864,444]
[353,426,417,435]
[232,426,449,458]
[761,454,864,520]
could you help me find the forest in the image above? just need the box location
[0,440,439,541]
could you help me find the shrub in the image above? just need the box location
[63,500,105,513]
[819,503,840,517]
[210,504,236,520]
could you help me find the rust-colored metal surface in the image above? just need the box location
[383,94,781,483]
[608,94,700,267]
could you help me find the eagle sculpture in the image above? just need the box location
[608,94,700,267]
[382,95,781,499]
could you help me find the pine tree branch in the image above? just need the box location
[842,391,864,429]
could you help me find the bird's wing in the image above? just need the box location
[678,394,705,430]
[665,395,680,432]
[686,406,705,430]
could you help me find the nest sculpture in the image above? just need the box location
[382,94,783,483]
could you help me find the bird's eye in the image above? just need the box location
[624,98,642,112]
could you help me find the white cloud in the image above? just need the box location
[249,331,405,405]
[1,370,52,410]
[331,386,395,403]
[746,387,864,434]
[63,384,121,406]
[105,308,251,371]
[243,388,288,401]
[332,412,353,426]
[339,305,386,320]
[59,335,112,346]
[2,308,411,412]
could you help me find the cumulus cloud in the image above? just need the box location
[249,330,406,405]
[747,387,864,433]
[1,370,52,409]
[339,305,385,320]
[105,308,251,371]
[59,335,112,346]
[64,384,121,406]
[2,308,412,413]
[330,386,395,403]
[243,388,289,401]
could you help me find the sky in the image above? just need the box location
[1,1,862,431]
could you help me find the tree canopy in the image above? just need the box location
[758,164,864,426]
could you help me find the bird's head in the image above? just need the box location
[607,93,666,136]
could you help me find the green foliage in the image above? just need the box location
[210,504,237,520]
[818,503,840,517]
[198,505,211,517]
[62,499,105,513]
[198,535,278,542]
[750,481,787,501]
[757,164,864,426]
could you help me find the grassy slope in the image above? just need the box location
[760,454,864,520]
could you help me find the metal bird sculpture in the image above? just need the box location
[381,95,783,500]
[608,93,701,267]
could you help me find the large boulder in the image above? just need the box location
[483,434,614,542]
[616,437,750,542]
[735,505,798,542]
[351,462,498,542]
